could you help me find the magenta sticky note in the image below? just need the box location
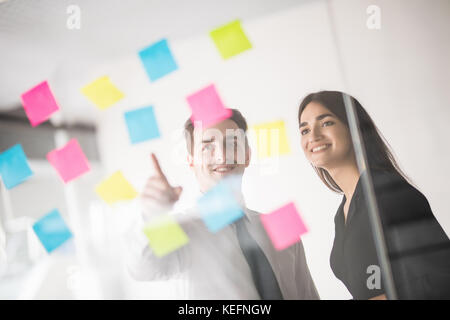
[47,139,90,183]
[20,81,60,127]
[260,202,308,251]
[186,84,232,128]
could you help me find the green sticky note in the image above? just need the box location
[143,215,189,257]
[210,20,252,59]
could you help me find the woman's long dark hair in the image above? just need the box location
[298,90,409,194]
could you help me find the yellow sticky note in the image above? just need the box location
[143,215,189,257]
[81,76,124,110]
[210,20,252,60]
[252,120,291,158]
[95,171,138,205]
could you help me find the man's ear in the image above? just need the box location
[245,146,251,168]
[187,153,194,167]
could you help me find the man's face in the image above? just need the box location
[188,119,251,193]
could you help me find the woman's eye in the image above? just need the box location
[301,128,309,135]
[323,121,334,127]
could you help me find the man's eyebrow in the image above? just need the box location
[201,137,215,143]
[299,113,334,127]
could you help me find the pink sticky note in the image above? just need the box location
[20,81,60,127]
[47,139,90,183]
[186,84,232,128]
[260,202,308,251]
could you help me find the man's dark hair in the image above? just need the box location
[184,108,248,155]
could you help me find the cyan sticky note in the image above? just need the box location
[47,139,90,183]
[210,20,252,60]
[139,39,178,82]
[197,181,244,233]
[20,81,60,127]
[0,144,33,189]
[143,215,189,257]
[260,202,308,251]
[186,84,232,128]
[32,209,73,253]
[124,106,161,144]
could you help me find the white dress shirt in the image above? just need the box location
[125,207,319,300]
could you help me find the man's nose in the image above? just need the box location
[214,143,226,164]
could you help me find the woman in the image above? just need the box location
[298,91,450,299]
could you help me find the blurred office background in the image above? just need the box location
[0,0,449,299]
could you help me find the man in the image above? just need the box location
[126,109,319,299]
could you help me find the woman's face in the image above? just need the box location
[299,101,354,170]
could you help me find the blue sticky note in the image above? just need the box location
[124,106,161,144]
[32,209,73,253]
[0,144,33,189]
[138,39,178,81]
[197,181,244,233]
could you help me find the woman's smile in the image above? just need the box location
[310,143,332,153]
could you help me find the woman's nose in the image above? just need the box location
[309,126,323,142]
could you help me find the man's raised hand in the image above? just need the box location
[140,153,183,214]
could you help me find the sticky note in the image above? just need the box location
[252,120,291,158]
[20,81,60,127]
[32,209,73,253]
[124,106,161,144]
[47,139,90,183]
[139,39,178,82]
[197,180,244,233]
[95,171,138,205]
[210,20,252,60]
[186,84,232,128]
[143,215,189,257]
[0,144,33,189]
[260,202,308,251]
[80,76,124,110]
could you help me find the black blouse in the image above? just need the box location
[330,169,450,299]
